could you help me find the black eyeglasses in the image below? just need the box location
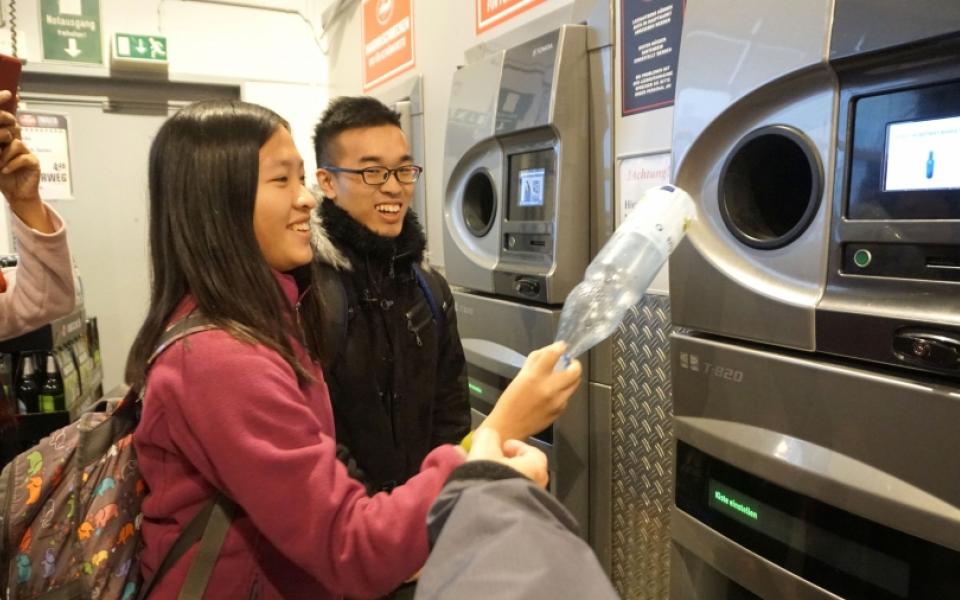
[321,164,423,185]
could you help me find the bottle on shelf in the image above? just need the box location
[16,354,40,414]
[39,353,65,413]
[86,317,101,368]
[555,185,696,366]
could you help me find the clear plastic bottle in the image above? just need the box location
[555,185,696,365]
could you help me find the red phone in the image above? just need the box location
[0,54,22,114]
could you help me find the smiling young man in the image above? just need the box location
[306,97,470,507]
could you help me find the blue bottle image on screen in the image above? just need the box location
[926,150,935,179]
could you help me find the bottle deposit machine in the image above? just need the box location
[442,25,591,529]
[669,1,960,598]
[443,26,590,304]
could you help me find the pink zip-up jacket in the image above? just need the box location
[0,206,75,340]
[134,273,465,599]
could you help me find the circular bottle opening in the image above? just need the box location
[461,170,496,237]
[719,125,822,250]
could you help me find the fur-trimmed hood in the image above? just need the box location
[309,192,434,275]
[309,197,352,272]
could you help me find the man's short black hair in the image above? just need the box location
[313,96,402,166]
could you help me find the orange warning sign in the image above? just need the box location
[362,0,415,91]
[476,0,547,34]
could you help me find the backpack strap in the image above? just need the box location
[412,264,447,335]
[312,261,350,368]
[147,311,220,366]
[136,492,235,600]
[179,494,237,598]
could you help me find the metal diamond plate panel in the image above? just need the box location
[611,295,674,600]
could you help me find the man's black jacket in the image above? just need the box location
[303,200,470,492]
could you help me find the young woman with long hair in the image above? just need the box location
[128,100,581,599]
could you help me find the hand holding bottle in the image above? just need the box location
[480,342,581,443]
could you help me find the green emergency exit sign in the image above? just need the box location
[40,0,103,65]
[114,33,168,63]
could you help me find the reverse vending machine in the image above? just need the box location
[669,1,960,598]
[443,25,591,529]
[444,27,590,304]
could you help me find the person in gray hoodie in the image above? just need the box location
[416,427,619,600]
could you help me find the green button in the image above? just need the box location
[853,249,872,268]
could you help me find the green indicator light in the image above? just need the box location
[853,249,872,268]
[468,382,483,395]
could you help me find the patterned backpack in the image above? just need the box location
[0,316,234,600]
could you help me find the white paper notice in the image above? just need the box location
[17,112,74,201]
[620,152,672,221]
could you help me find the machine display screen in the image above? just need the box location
[675,441,960,599]
[847,80,960,219]
[507,149,555,222]
[884,116,960,191]
[707,479,909,597]
[518,168,546,207]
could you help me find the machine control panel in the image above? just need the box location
[818,41,960,376]
[842,243,960,282]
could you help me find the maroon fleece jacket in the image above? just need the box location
[134,273,465,599]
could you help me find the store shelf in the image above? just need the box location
[0,307,86,353]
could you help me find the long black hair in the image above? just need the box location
[126,99,309,388]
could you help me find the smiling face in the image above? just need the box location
[316,124,413,238]
[253,126,317,272]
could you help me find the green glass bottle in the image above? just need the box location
[39,354,65,413]
[16,354,40,414]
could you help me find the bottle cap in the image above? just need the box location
[623,185,696,254]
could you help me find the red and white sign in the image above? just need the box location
[362,0,415,91]
[476,0,546,35]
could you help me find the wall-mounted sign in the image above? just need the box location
[40,0,103,65]
[362,0,415,92]
[621,0,684,115]
[619,152,671,221]
[476,0,546,35]
[18,112,74,201]
[113,33,168,63]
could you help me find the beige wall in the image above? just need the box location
[8,0,328,84]
[0,1,333,233]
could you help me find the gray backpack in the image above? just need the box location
[0,314,234,600]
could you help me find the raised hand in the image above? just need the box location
[0,92,50,234]
[481,342,582,443]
